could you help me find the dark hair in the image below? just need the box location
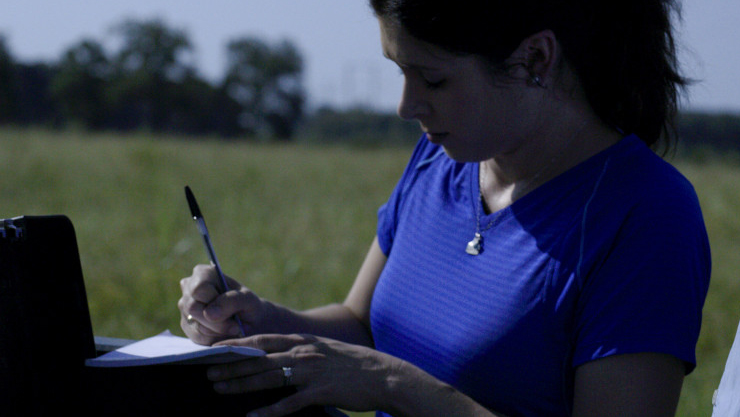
[370,0,688,152]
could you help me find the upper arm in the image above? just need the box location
[572,352,685,417]
[343,236,387,330]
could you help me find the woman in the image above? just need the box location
[178,1,711,416]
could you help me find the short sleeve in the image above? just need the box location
[377,135,444,256]
[572,180,711,373]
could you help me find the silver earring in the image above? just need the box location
[531,75,546,88]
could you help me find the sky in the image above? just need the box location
[1,0,738,114]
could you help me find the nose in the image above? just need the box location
[396,78,428,121]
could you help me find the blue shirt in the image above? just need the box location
[370,135,711,416]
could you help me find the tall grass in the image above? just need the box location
[673,152,740,416]
[0,128,737,416]
[0,128,408,338]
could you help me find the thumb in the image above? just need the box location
[204,288,262,323]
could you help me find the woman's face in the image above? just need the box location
[379,19,539,162]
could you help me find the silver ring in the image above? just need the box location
[282,366,293,387]
[186,314,196,325]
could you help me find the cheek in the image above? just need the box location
[460,96,509,134]
[467,105,524,154]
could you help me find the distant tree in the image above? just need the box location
[677,112,740,153]
[164,74,241,136]
[0,21,312,139]
[0,36,17,123]
[222,37,305,139]
[0,37,56,126]
[108,18,195,132]
[51,40,110,129]
[302,106,421,145]
[13,62,56,125]
[209,84,244,138]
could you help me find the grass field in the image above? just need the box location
[1,127,737,416]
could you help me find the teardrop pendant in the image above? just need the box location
[466,233,483,255]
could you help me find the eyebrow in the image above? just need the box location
[382,50,441,72]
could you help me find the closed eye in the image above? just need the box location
[423,78,446,90]
[396,67,446,90]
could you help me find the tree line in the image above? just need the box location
[0,18,304,139]
[0,17,738,149]
[676,112,740,155]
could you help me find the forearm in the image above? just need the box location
[261,301,374,347]
[255,238,381,347]
[381,357,503,417]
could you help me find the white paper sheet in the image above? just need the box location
[85,330,264,367]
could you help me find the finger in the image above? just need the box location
[223,274,246,292]
[192,265,245,297]
[215,333,316,353]
[177,290,206,321]
[178,295,205,336]
[179,271,221,337]
[179,316,227,347]
[207,353,287,381]
[178,291,221,333]
[202,289,260,323]
[186,265,222,303]
[181,270,260,339]
[180,313,228,344]
[211,366,288,392]
[179,293,244,343]
[183,312,243,343]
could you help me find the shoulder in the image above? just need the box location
[406,134,448,172]
[392,134,463,197]
[376,135,449,254]
[572,134,711,289]
[587,135,703,225]
[571,137,710,374]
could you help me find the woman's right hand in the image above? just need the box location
[178,264,268,345]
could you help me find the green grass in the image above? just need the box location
[0,128,408,339]
[673,153,740,417]
[1,127,737,416]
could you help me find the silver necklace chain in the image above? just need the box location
[465,168,505,255]
[465,122,588,256]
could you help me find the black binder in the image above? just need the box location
[0,215,94,415]
[0,216,335,416]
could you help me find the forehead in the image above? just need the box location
[378,18,458,69]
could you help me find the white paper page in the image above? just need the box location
[117,330,215,357]
[85,330,264,367]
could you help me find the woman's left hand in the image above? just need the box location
[207,334,399,417]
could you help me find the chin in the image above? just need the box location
[440,146,482,163]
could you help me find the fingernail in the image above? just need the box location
[213,381,228,393]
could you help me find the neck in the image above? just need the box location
[479,115,620,213]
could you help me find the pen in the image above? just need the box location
[184,185,247,337]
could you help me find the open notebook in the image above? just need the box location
[86,330,264,367]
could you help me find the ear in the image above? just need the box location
[507,30,559,88]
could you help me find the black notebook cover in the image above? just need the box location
[0,215,335,416]
[0,215,95,415]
